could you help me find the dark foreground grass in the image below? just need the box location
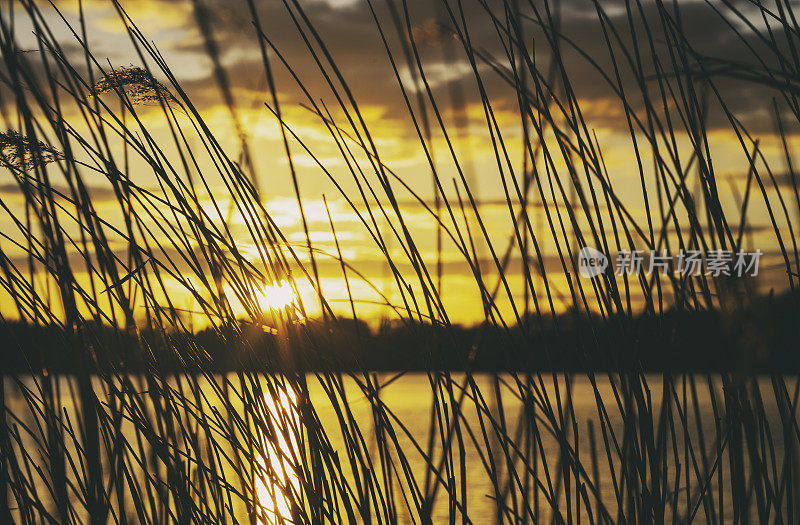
[0,0,799,523]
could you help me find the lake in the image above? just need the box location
[3,373,796,523]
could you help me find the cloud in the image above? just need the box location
[0,182,121,201]
[11,0,797,142]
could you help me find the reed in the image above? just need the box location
[0,0,798,522]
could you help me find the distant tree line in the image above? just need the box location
[1,290,798,374]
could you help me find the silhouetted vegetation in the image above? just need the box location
[3,288,798,374]
[1,0,800,523]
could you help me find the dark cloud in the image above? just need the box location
[146,0,798,139]
[6,0,799,140]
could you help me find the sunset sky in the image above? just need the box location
[0,0,797,327]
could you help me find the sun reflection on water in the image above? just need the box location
[254,386,301,524]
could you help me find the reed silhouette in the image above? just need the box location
[0,0,798,523]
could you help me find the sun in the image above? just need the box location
[256,280,298,312]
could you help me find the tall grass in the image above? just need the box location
[0,0,798,522]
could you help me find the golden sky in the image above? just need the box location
[0,0,797,328]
